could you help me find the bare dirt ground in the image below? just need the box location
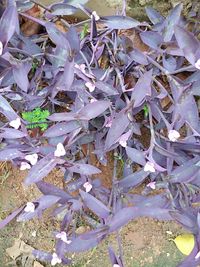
[0,162,186,267]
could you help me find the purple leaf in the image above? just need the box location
[33,250,53,262]
[45,22,71,51]
[17,195,60,222]
[0,128,27,139]
[125,146,146,165]
[169,211,198,234]
[109,206,171,232]
[145,7,164,24]
[0,148,23,160]
[105,110,129,150]
[24,155,61,185]
[0,95,19,121]
[0,4,19,45]
[64,234,100,253]
[108,247,119,265]
[78,101,110,120]
[163,55,177,72]
[0,206,24,229]
[174,26,200,64]
[131,69,152,106]
[170,161,200,183]
[80,189,111,219]
[140,31,163,50]
[68,163,101,175]
[118,169,149,189]
[163,3,183,42]
[176,95,199,130]
[12,63,30,92]
[36,181,71,204]
[56,58,74,92]
[48,112,78,122]
[63,0,89,7]
[50,3,78,15]
[66,26,80,54]
[129,48,148,65]
[101,15,141,29]
[44,121,80,137]
[95,81,118,96]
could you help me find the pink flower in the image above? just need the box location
[90,98,97,103]
[85,82,95,92]
[91,11,100,21]
[195,251,200,259]
[75,63,86,73]
[51,253,62,266]
[105,116,113,128]
[9,117,21,129]
[144,162,156,173]
[56,232,72,244]
[0,41,3,56]
[83,182,93,193]
[24,202,35,213]
[20,162,31,170]
[195,59,200,70]
[147,181,156,190]
[54,143,66,157]
[25,153,38,166]
[168,130,180,142]
[118,130,132,148]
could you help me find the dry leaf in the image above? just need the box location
[6,238,44,267]
[173,233,195,255]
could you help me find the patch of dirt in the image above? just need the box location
[0,163,186,267]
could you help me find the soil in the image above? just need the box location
[0,161,186,267]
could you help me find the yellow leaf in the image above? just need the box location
[173,234,195,255]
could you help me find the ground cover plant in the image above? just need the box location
[0,0,200,266]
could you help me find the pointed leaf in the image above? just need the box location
[0,95,18,121]
[0,148,23,161]
[163,3,183,42]
[36,181,71,204]
[50,3,78,15]
[101,15,141,29]
[64,234,100,253]
[48,112,78,122]
[140,31,163,50]
[0,128,27,139]
[145,7,164,24]
[175,26,200,64]
[12,63,30,92]
[80,189,111,219]
[131,70,152,105]
[78,101,110,120]
[68,163,101,175]
[0,5,19,45]
[44,121,80,137]
[0,207,24,229]
[17,195,60,222]
[105,110,129,150]
[125,146,146,165]
[45,22,71,51]
[95,81,118,96]
[118,169,149,189]
[25,155,61,185]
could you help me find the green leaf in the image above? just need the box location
[22,108,50,131]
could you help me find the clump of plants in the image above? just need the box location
[22,108,50,131]
[0,0,200,266]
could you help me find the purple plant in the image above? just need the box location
[0,0,200,266]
